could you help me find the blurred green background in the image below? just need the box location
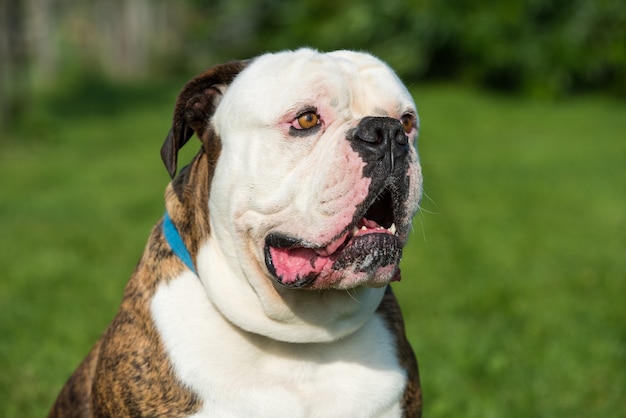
[1,1,625,417]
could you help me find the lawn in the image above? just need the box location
[1,83,624,417]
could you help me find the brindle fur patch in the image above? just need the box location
[377,286,423,418]
[48,227,201,417]
[48,61,247,418]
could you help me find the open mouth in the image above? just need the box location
[264,187,404,288]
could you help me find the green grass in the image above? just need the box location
[1,84,624,417]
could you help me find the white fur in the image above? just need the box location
[151,49,421,415]
[151,271,406,417]
[203,49,421,341]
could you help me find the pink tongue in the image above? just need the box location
[270,230,351,286]
[270,246,331,286]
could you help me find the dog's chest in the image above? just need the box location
[151,272,406,417]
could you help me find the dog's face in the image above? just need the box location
[163,49,422,342]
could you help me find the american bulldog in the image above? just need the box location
[49,48,423,417]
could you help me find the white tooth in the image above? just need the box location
[361,226,367,231]
[389,223,397,235]
[352,225,359,235]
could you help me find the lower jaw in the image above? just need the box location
[276,264,399,291]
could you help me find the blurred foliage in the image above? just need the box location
[187,0,626,97]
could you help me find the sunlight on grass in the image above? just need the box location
[397,86,626,417]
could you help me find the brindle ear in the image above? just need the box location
[161,60,248,178]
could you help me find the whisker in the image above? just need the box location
[345,288,361,303]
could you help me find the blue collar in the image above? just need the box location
[163,212,197,274]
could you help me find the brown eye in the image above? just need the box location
[401,114,416,133]
[297,112,319,129]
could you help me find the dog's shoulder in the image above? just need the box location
[377,286,423,417]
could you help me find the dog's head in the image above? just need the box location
[162,49,422,342]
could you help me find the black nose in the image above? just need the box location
[349,117,409,171]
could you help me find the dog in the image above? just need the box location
[48,48,423,417]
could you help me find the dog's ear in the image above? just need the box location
[161,60,248,178]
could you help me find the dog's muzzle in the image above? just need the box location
[263,116,414,290]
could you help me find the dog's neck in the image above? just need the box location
[163,148,213,266]
[195,235,387,343]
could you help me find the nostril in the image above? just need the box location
[357,128,380,144]
[375,127,386,144]
[395,130,408,145]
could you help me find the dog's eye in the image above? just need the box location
[296,112,320,130]
[401,114,416,133]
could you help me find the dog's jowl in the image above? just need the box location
[49,48,423,418]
